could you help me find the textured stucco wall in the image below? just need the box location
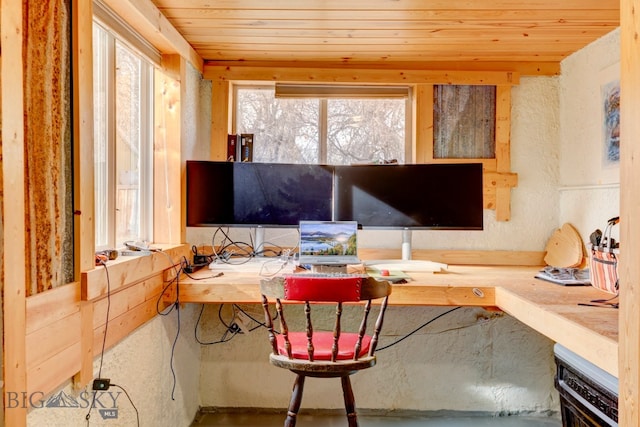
[27,306,200,427]
[182,62,212,161]
[198,304,557,414]
[559,29,621,241]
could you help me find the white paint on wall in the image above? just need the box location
[560,29,621,189]
[183,61,212,161]
[559,28,621,240]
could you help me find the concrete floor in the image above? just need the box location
[192,410,562,426]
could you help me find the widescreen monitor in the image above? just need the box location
[186,161,334,227]
[333,163,484,229]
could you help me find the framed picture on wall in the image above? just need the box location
[600,62,620,164]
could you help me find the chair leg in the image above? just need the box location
[341,375,358,427]
[284,374,306,427]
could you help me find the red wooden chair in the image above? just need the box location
[260,274,392,427]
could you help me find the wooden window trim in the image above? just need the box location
[416,83,517,221]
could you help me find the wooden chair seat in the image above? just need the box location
[260,274,392,427]
[274,331,371,360]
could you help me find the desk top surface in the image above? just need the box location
[171,263,619,376]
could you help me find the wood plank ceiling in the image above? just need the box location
[150,0,620,74]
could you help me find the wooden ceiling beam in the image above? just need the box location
[204,64,520,85]
[205,60,559,76]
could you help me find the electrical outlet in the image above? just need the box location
[235,310,252,334]
[228,323,241,334]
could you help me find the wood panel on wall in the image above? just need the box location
[2,0,28,424]
[0,35,4,427]
[619,0,640,425]
[154,55,186,244]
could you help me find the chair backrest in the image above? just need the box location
[260,275,392,363]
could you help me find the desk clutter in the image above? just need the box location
[541,218,620,308]
[535,266,590,286]
[205,257,444,283]
[587,216,620,296]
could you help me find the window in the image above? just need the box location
[234,86,408,165]
[93,21,154,249]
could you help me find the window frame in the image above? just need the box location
[92,17,156,250]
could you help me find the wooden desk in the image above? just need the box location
[167,265,618,377]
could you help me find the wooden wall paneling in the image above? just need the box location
[413,84,433,164]
[25,312,81,373]
[73,301,94,390]
[25,282,80,334]
[91,297,162,357]
[483,190,497,211]
[24,285,82,371]
[494,85,513,221]
[154,55,185,244]
[20,262,181,398]
[24,283,84,396]
[210,80,231,160]
[2,0,27,424]
[90,271,171,360]
[81,244,190,301]
[26,342,82,399]
[484,171,518,212]
[72,0,96,274]
[484,171,518,189]
[91,275,166,329]
[619,0,640,424]
[0,38,3,425]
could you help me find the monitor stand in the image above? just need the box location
[254,226,265,256]
[401,228,412,261]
